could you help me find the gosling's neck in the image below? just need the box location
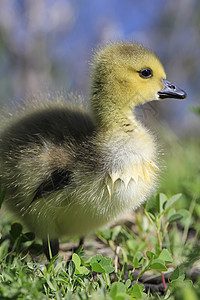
[90,85,140,133]
[90,82,158,170]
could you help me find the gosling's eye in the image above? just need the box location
[139,68,153,79]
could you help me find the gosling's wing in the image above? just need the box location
[0,103,96,207]
[31,169,72,204]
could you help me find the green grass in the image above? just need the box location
[0,122,200,299]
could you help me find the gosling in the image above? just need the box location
[0,42,186,257]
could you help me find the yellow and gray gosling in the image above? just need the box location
[0,42,186,258]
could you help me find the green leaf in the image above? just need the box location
[145,194,159,213]
[195,204,200,218]
[21,232,35,242]
[91,262,105,273]
[120,246,128,264]
[167,208,176,220]
[169,266,180,281]
[46,274,56,291]
[109,282,126,299]
[111,225,122,241]
[72,253,89,275]
[134,252,143,261]
[142,258,147,268]
[159,193,167,213]
[100,229,111,240]
[150,259,168,271]
[90,254,103,263]
[90,254,114,274]
[131,283,143,298]
[168,213,183,223]
[169,267,185,282]
[127,239,138,251]
[178,209,190,222]
[155,247,162,256]
[125,279,131,288]
[72,252,81,266]
[147,211,156,221]
[164,193,182,210]
[68,260,76,278]
[102,264,115,274]
[29,243,43,255]
[133,257,139,268]
[133,252,143,268]
[10,223,23,240]
[0,240,9,258]
[158,249,173,263]
[111,293,133,300]
[77,265,90,275]
[146,251,155,261]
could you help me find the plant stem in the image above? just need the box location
[144,209,157,230]
[156,216,166,292]
[182,197,196,245]
[161,271,167,291]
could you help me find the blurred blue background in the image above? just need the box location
[0,0,199,135]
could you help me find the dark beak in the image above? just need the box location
[158,79,187,100]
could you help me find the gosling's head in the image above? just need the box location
[91,42,186,122]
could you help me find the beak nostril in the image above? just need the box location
[168,84,176,90]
